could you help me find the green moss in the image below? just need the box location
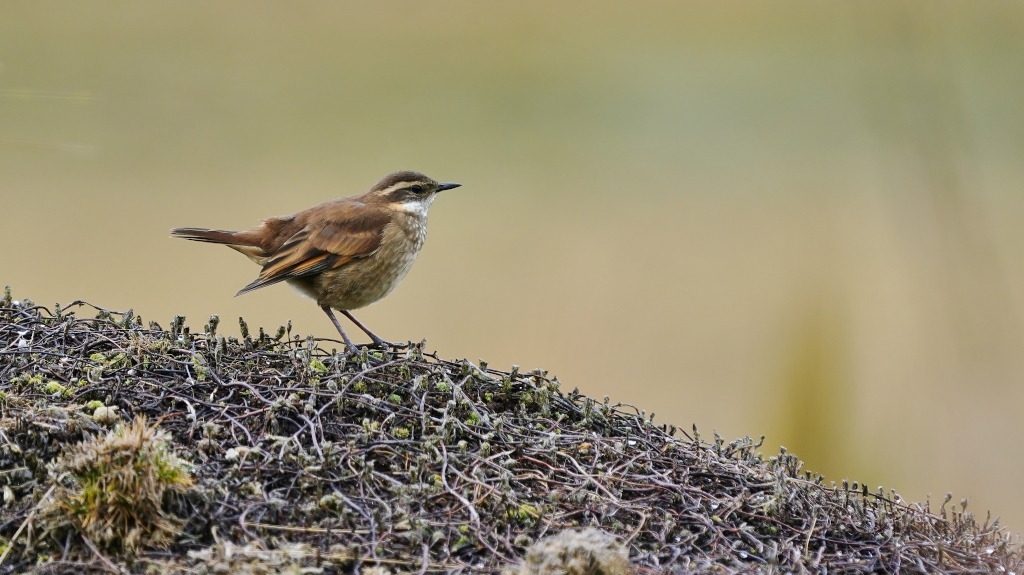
[318,492,346,511]
[43,416,193,552]
[108,353,128,369]
[507,503,541,523]
[12,373,43,390]
[190,355,209,381]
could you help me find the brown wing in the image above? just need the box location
[235,205,391,296]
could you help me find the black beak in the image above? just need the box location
[436,182,461,192]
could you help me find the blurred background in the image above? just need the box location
[2,1,1023,529]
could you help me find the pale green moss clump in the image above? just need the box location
[42,416,194,552]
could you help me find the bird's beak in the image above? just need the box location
[436,182,461,192]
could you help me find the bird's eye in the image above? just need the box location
[408,185,423,194]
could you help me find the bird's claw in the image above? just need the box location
[369,338,407,350]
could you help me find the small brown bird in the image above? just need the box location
[171,170,461,353]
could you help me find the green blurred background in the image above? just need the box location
[3,1,1023,529]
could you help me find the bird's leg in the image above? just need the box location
[321,305,360,355]
[341,310,403,349]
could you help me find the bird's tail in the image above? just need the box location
[170,227,254,245]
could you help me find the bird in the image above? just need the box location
[171,170,461,353]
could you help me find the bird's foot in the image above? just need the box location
[340,344,391,366]
[367,336,407,350]
[338,311,407,351]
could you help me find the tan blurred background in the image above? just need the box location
[2,1,1023,529]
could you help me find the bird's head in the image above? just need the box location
[366,170,461,215]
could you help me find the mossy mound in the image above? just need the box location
[0,291,1021,574]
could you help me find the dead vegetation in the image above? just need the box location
[505,528,631,575]
[0,288,1021,574]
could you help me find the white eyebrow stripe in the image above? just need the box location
[379,181,428,195]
